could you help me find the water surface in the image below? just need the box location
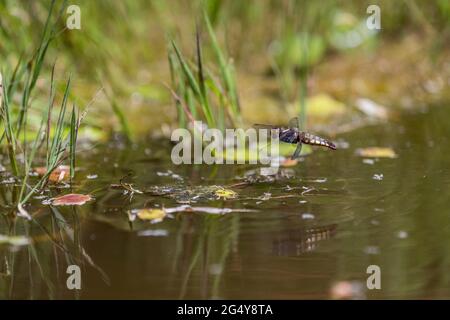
[1,105,449,299]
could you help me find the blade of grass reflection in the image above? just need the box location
[7,216,17,299]
[171,214,190,274]
[71,207,82,267]
[27,238,34,299]
[50,207,110,285]
[201,218,211,299]
[211,214,240,299]
[179,218,206,299]
[24,220,56,299]
[50,214,60,282]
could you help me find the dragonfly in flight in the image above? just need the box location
[254,117,336,159]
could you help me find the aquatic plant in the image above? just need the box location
[0,0,83,212]
[168,10,241,132]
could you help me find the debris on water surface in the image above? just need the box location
[372,173,384,181]
[301,213,315,220]
[165,205,257,215]
[364,246,380,255]
[0,234,30,247]
[355,98,388,120]
[356,147,397,159]
[397,230,409,239]
[144,185,237,203]
[51,193,93,206]
[259,193,272,201]
[129,205,257,222]
[362,158,375,165]
[237,167,295,184]
[156,170,183,181]
[260,167,281,176]
[330,281,366,300]
[137,229,169,237]
[334,139,350,149]
[1,177,16,185]
[86,174,98,179]
[253,193,297,202]
[110,182,143,195]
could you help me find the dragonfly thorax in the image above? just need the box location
[278,128,300,144]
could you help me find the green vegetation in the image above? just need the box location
[0,1,82,209]
[168,11,241,132]
[1,1,447,137]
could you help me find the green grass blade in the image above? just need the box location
[69,104,78,180]
[171,39,215,127]
[203,10,240,124]
[168,49,186,128]
[49,75,71,167]
[1,73,19,176]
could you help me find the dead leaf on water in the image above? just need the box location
[355,147,397,159]
[51,193,93,206]
[34,165,70,183]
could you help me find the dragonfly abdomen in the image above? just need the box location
[301,133,336,150]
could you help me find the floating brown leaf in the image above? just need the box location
[51,193,93,206]
[34,165,70,183]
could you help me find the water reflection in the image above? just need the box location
[273,224,337,256]
[1,106,450,299]
[0,202,108,299]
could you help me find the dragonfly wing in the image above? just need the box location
[254,123,278,130]
[291,143,303,159]
[288,117,300,129]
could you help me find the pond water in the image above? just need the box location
[1,104,449,299]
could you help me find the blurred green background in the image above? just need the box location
[1,0,449,139]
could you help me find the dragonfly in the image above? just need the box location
[254,117,336,159]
